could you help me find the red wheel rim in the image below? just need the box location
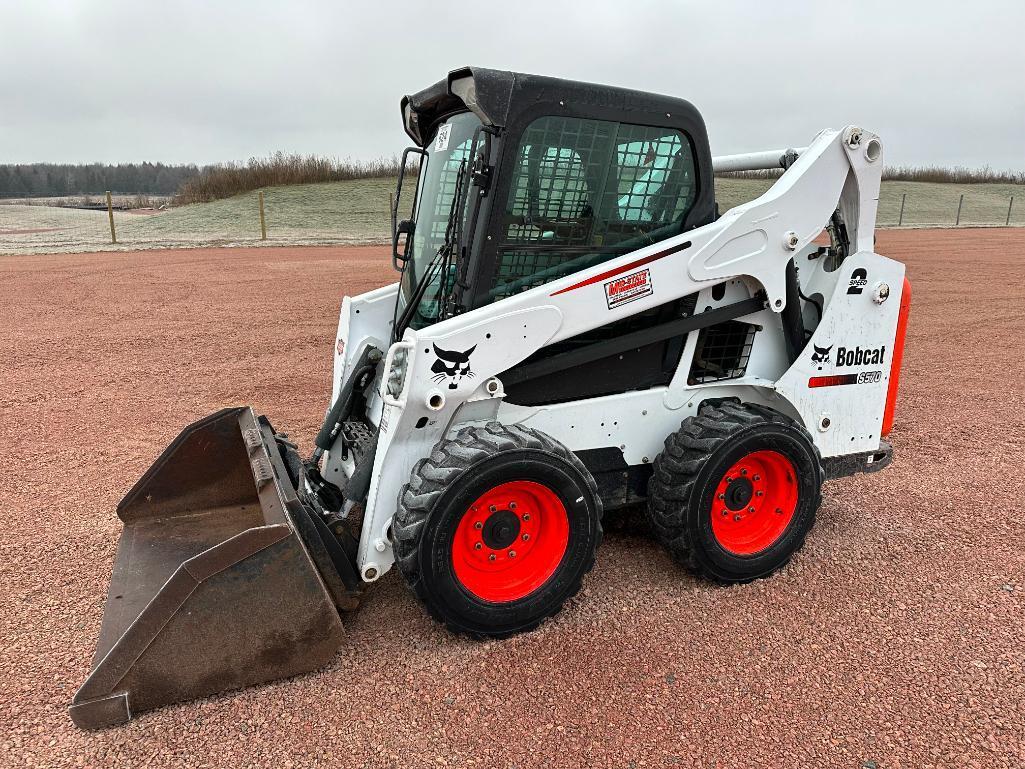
[451,480,569,603]
[709,450,798,556]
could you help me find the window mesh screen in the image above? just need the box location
[689,321,757,384]
[490,116,696,302]
[423,140,474,247]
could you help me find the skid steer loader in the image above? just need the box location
[71,67,911,728]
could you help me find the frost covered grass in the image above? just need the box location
[2,176,1023,256]
[0,178,394,255]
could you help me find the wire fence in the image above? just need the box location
[0,179,395,256]
[716,179,1025,229]
[2,179,1024,256]
[876,187,1020,227]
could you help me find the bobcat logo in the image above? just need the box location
[811,344,832,364]
[431,344,476,389]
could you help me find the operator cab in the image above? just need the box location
[392,67,716,339]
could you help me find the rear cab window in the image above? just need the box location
[489,115,697,302]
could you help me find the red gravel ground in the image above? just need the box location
[1,231,1023,768]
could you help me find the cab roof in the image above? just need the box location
[400,66,705,147]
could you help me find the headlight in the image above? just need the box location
[386,346,408,399]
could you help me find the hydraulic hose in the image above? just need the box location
[780,259,806,365]
[313,345,381,456]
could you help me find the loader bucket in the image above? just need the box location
[70,407,358,729]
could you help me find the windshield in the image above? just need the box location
[397,111,482,329]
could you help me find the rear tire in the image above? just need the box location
[393,422,603,638]
[647,401,823,583]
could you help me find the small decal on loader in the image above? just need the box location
[811,344,832,364]
[434,124,452,153]
[857,370,883,384]
[604,268,652,309]
[336,338,345,356]
[431,344,476,390]
[847,267,868,295]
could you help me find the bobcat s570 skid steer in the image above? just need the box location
[71,67,911,728]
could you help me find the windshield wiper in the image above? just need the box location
[393,158,469,340]
[438,158,469,307]
[394,158,469,339]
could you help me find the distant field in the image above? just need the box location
[1,176,1022,256]
[716,178,1025,227]
[0,179,394,256]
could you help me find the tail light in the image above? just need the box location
[882,277,912,436]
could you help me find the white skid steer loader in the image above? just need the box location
[72,67,911,728]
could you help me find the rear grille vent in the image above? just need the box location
[688,320,756,384]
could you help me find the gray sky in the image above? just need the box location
[1,0,1022,169]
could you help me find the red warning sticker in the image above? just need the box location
[604,268,653,309]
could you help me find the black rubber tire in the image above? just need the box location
[647,401,823,584]
[393,422,603,639]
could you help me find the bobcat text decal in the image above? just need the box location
[836,345,886,366]
[811,341,886,367]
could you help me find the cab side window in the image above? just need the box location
[490,116,696,302]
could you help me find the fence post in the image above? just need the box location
[955,193,964,226]
[898,192,906,226]
[258,191,267,240]
[1008,196,1015,227]
[105,191,117,244]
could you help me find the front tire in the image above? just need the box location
[647,401,823,583]
[393,422,603,638]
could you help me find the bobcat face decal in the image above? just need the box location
[811,344,832,364]
[431,344,477,389]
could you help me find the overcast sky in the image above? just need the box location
[1,1,1022,169]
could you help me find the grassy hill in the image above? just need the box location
[2,176,1022,256]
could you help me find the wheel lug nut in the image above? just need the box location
[721,509,729,516]
[488,553,496,561]
[733,514,742,522]
[523,513,531,521]
[775,508,783,514]
[474,542,482,550]
[718,493,725,500]
[489,505,498,513]
[756,491,764,497]
[726,476,733,483]
[753,475,761,481]
[509,550,517,558]
[509,502,517,510]
[522,533,530,541]
[748,506,756,513]
[740,468,747,475]
[474,521,483,530]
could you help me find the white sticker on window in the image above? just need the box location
[604,269,653,309]
[434,124,452,153]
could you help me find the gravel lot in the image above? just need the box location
[2,231,1023,768]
